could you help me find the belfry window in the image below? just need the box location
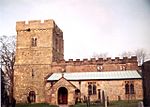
[31,37,37,47]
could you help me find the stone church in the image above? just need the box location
[13,19,143,105]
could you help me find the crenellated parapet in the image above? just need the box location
[16,19,62,32]
[15,19,64,64]
[52,56,137,66]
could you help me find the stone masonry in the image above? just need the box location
[14,19,64,103]
[13,19,143,105]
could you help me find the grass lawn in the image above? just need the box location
[16,103,58,107]
[16,100,141,107]
[108,100,140,107]
[73,100,141,107]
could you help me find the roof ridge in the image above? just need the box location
[47,70,141,81]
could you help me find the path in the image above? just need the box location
[59,104,69,107]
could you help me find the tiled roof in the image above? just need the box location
[47,70,141,81]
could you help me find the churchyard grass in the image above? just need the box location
[108,100,140,107]
[73,100,141,107]
[16,100,141,107]
[16,103,58,107]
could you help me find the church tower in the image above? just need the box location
[13,19,64,103]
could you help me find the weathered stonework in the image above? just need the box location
[48,77,77,105]
[51,56,139,72]
[14,19,63,103]
[13,19,143,105]
[45,79,143,105]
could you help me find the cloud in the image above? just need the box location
[0,0,150,59]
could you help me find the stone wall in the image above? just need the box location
[16,20,55,31]
[13,64,51,103]
[69,79,143,101]
[15,19,64,65]
[51,56,139,72]
[46,77,77,105]
[45,79,143,105]
[14,19,64,103]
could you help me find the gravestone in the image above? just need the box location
[102,90,108,107]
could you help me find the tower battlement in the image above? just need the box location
[52,56,137,65]
[15,19,64,64]
[16,19,62,32]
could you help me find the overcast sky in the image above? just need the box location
[0,0,150,59]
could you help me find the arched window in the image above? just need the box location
[88,82,97,95]
[88,85,92,95]
[93,84,97,94]
[75,89,80,95]
[27,91,36,103]
[130,84,134,94]
[125,84,129,94]
[98,89,101,99]
[31,37,37,47]
[56,38,58,51]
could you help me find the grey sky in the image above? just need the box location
[0,0,150,59]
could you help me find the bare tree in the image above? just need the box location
[92,52,108,59]
[120,49,149,66]
[135,49,147,65]
[1,68,9,106]
[0,35,16,104]
[120,51,133,58]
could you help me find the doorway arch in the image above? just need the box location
[27,91,36,103]
[58,87,68,104]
